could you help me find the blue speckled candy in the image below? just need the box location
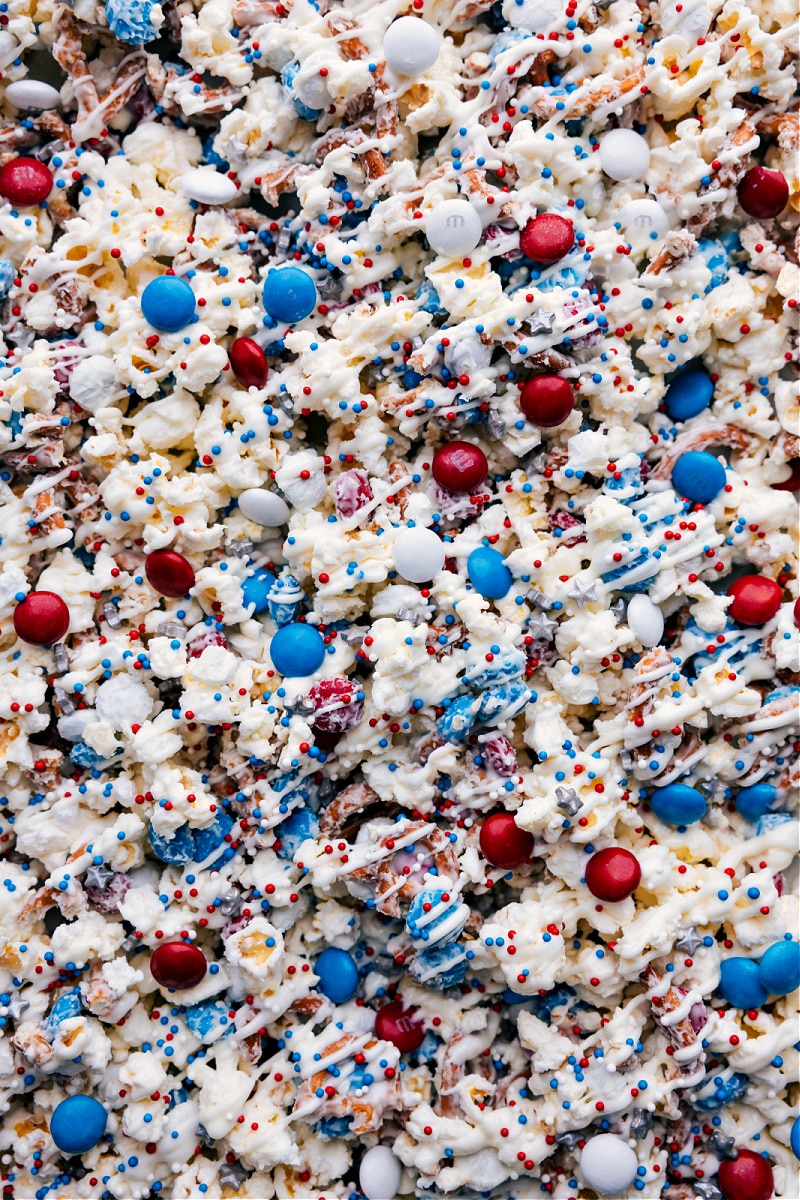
[476,682,531,724]
[184,1000,235,1044]
[671,450,726,504]
[148,822,195,865]
[664,368,714,421]
[735,782,778,822]
[192,810,234,864]
[263,266,317,324]
[406,889,468,948]
[693,1071,748,1111]
[241,567,275,615]
[141,275,196,332]
[719,957,768,1009]
[697,237,731,292]
[408,941,469,989]
[0,259,15,299]
[267,572,304,625]
[315,947,358,1003]
[43,989,81,1033]
[50,1095,107,1154]
[281,61,323,121]
[269,623,326,677]
[274,807,319,859]
[650,782,706,826]
[436,693,480,742]
[70,741,105,768]
[467,546,513,599]
[758,940,800,996]
[316,1116,353,1139]
[465,648,525,690]
[756,811,792,835]
[105,0,158,44]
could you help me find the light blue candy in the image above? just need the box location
[267,571,304,625]
[671,451,726,504]
[436,693,480,742]
[758,940,800,997]
[693,1071,748,1111]
[468,546,513,599]
[269,623,326,677]
[241,567,275,615]
[44,989,82,1034]
[408,941,469,989]
[735,782,778,822]
[476,681,530,724]
[184,1000,234,1044]
[141,276,196,332]
[50,1095,107,1154]
[756,812,792,835]
[664,368,714,421]
[106,0,158,43]
[719,957,768,1009]
[315,947,358,1003]
[650,782,706,826]
[406,889,467,948]
[464,648,525,690]
[0,259,15,299]
[263,266,317,324]
[274,807,318,859]
[281,61,323,120]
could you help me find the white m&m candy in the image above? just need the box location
[180,168,238,205]
[579,1133,639,1195]
[238,488,291,526]
[626,593,664,647]
[5,80,61,109]
[383,16,440,75]
[618,197,670,240]
[392,527,445,583]
[599,129,651,181]
[359,1146,403,1200]
[426,200,483,257]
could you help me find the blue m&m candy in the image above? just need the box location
[315,947,358,1002]
[467,546,512,599]
[791,1114,800,1161]
[664,368,714,420]
[758,939,800,996]
[140,275,196,332]
[241,567,275,615]
[735,782,778,822]
[650,782,706,826]
[263,266,317,323]
[269,622,325,676]
[50,1095,108,1154]
[718,957,768,1009]
[671,451,726,504]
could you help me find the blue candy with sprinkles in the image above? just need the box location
[0,0,796,1196]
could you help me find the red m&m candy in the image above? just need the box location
[145,549,196,598]
[718,1149,773,1200]
[737,166,789,219]
[479,812,534,870]
[585,847,642,902]
[0,156,52,206]
[520,375,574,428]
[150,942,207,990]
[375,1000,425,1052]
[432,441,488,493]
[771,459,800,492]
[794,595,800,629]
[229,337,268,390]
[520,213,574,263]
[13,591,70,645]
[726,575,782,626]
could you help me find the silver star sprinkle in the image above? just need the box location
[84,863,114,891]
[707,1131,737,1160]
[228,539,254,559]
[527,308,556,337]
[219,889,242,918]
[568,578,598,607]
[528,610,559,640]
[692,1182,723,1200]
[219,1161,249,1189]
[675,927,704,956]
[317,273,343,301]
[555,786,583,816]
[396,606,429,625]
[630,1108,653,1140]
[6,992,29,1021]
[283,694,316,718]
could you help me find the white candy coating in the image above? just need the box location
[358,1145,403,1200]
[383,16,440,74]
[426,200,483,257]
[579,1134,639,1195]
[237,488,291,526]
[4,80,61,109]
[626,593,665,647]
[599,129,651,181]
[392,527,446,582]
[180,169,238,205]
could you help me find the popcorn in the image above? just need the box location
[0,0,796,1195]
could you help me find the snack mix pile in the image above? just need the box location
[0,0,797,1196]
